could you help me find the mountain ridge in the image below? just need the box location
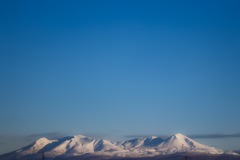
[0,133,239,160]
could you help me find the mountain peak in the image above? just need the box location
[174,133,187,138]
[35,137,50,144]
[73,134,87,138]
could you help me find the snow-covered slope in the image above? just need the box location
[17,137,56,156]
[156,133,223,154]
[0,133,238,160]
[20,135,126,158]
[118,136,164,148]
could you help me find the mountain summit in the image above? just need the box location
[157,133,222,154]
[0,133,239,160]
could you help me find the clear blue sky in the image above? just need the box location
[0,0,240,154]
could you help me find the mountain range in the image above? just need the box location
[1,133,239,160]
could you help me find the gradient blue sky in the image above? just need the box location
[0,0,240,154]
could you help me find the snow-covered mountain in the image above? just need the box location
[156,133,222,154]
[0,133,239,160]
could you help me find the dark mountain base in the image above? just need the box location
[54,154,240,160]
[2,153,240,160]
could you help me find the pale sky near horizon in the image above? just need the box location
[0,0,240,154]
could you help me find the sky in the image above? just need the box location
[0,0,240,154]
